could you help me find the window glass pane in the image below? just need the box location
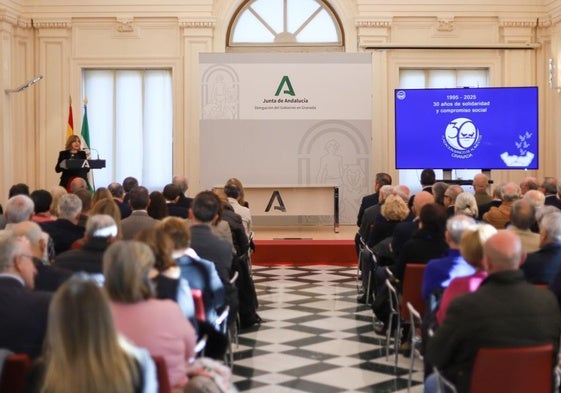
[428,69,456,88]
[251,0,283,33]
[229,0,342,47]
[399,70,426,88]
[287,0,320,33]
[232,12,276,43]
[457,69,488,87]
[296,10,338,42]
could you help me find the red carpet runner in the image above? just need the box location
[252,239,356,266]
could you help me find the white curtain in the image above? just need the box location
[82,69,173,190]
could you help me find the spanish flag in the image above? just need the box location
[66,96,74,139]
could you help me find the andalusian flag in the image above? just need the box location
[81,99,94,192]
[66,97,74,139]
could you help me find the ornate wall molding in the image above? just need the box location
[116,17,135,33]
[0,11,31,28]
[499,19,539,28]
[32,19,71,29]
[436,17,454,32]
[179,19,216,29]
[355,19,391,28]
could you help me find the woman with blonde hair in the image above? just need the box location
[436,223,497,325]
[24,276,156,393]
[91,187,113,206]
[55,134,90,192]
[48,185,67,218]
[104,241,197,392]
[90,198,123,240]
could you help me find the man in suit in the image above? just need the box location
[523,210,561,285]
[189,191,238,324]
[356,172,392,227]
[108,182,132,219]
[541,176,561,210]
[0,231,52,358]
[519,176,539,196]
[425,230,561,393]
[163,183,188,218]
[121,186,158,240]
[40,193,85,254]
[443,184,463,217]
[172,175,193,210]
[12,221,72,292]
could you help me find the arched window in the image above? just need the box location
[228,0,344,51]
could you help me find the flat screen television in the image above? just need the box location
[394,86,538,170]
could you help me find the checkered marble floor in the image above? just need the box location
[232,265,425,393]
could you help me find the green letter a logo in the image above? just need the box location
[275,76,295,96]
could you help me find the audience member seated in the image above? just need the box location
[366,193,409,247]
[522,211,561,285]
[507,199,540,254]
[147,191,169,220]
[12,221,71,292]
[425,230,561,393]
[356,172,392,227]
[172,175,193,210]
[436,223,497,325]
[24,276,156,393]
[3,195,55,263]
[40,193,85,255]
[48,185,67,219]
[69,177,88,194]
[520,175,539,195]
[390,191,434,258]
[163,183,189,218]
[453,192,478,219]
[108,182,133,219]
[74,188,92,228]
[209,202,234,252]
[91,186,113,206]
[523,188,546,209]
[135,227,195,325]
[431,182,449,207]
[104,240,197,392]
[477,182,503,220]
[443,185,463,217]
[30,190,54,223]
[422,214,476,304]
[391,202,449,284]
[214,189,249,258]
[157,217,226,326]
[541,176,561,210]
[482,182,520,229]
[54,214,117,276]
[472,173,492,210]
[189,191,238,325]
[89,198,124,241]
[121,186,158,240]
[224,180,252,237]
[358,185,393,244]
[122,176,139,204]
[9,183,30,197]
[409,169,435,209]
[0,231,51,358]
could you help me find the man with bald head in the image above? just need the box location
[425,230,561,393]
[472,173,492,209]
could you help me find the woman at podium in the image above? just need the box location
[55,134,90,192]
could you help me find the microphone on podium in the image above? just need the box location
[83,148,100,159]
